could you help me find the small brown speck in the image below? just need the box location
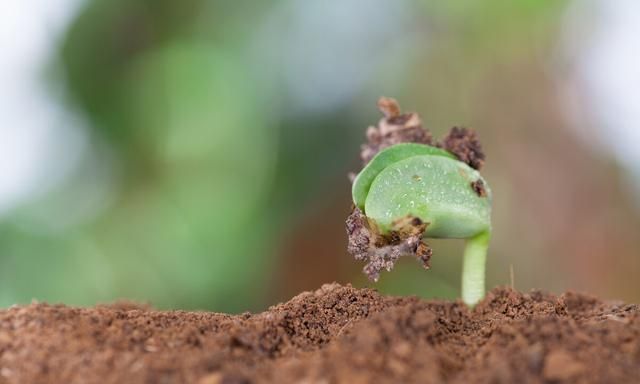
[471,179,487,197]
[416,242,432,269]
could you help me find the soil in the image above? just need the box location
[438,126,485,170]
[346,208,432,282]
[1,284,639,384]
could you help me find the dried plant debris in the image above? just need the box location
[439,126,485,170]
[360,97,434,165]
[346,207,432,281]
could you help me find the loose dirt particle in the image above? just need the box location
[1,285,638,383]
[471,179,487,197]
[439,126,486,170]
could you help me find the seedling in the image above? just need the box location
[347,98,492,306]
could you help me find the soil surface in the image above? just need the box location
[1,284,639,384]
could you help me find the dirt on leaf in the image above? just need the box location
[1,284,639,383]
[438,126,486,170]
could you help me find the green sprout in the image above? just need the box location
[347,98,492,306]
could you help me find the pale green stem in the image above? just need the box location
[461,230,491,306]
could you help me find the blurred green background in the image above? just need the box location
[1,0,639,312]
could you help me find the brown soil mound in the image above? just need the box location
[1,284,638,384]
